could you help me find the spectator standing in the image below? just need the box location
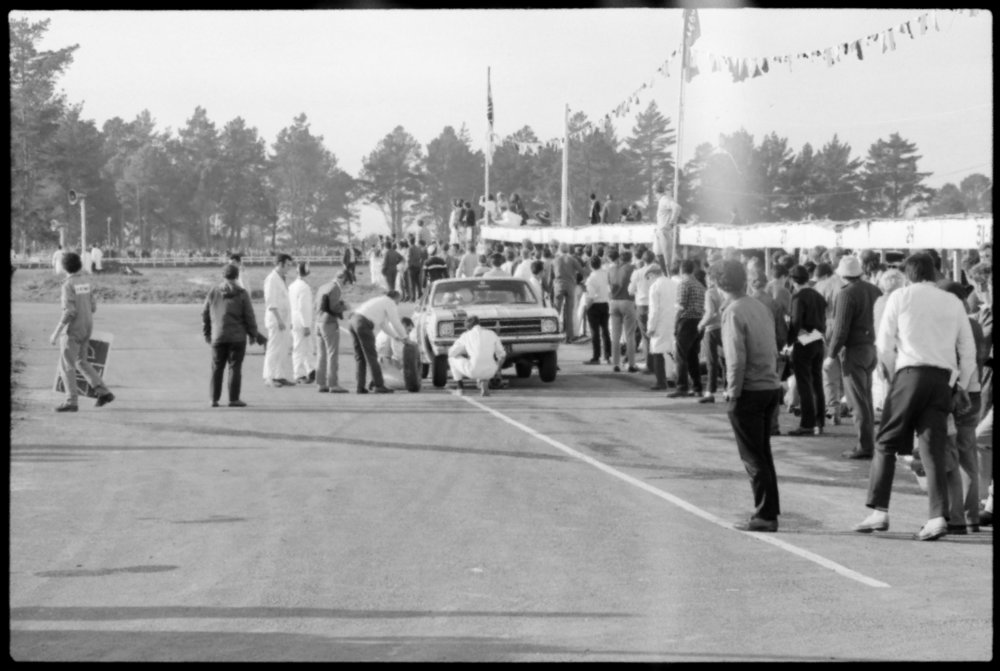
[718,260,783,532]
[52,245,64,275]
[202,263,266,408]
[871,268,906,416]
[49,252,116,412]
[288,261,316,384]
[853,253,976,541]
[589,193,602,224]
[814,262,847,424]
[423,243,449,289]
[646,263,677,391]
[90,243,103,274]
[457,242,478,278]
[787,265,827,437]
[381,240,403,294]
[697,262,726,403]
[262,253,296,387]
[551,243,584,341]
[827,255,883,459]
[583,255,612,365]
[528,260,547,306]
[630,250,656,373]
[463,200,478,245]
[407,239,428,301]
[668,259,706,398]
[653,181,680,271]
[601,194,618,224]
[967,262,993,526]
[342,245,357,285]
[608,249,639,372]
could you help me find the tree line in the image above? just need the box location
[11,18,992,255]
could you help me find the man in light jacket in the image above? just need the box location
[448,315,506,396]
[288,261,316,384]
[262,253,296,387]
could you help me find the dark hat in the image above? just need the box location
[789,264,810,284]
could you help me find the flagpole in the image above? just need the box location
[672,13,689,269]
[561,103,569,227]
[485,67,491,229]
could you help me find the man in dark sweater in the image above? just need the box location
[787,265,828,436]
[668,259,706,398]
[827,255,882,459]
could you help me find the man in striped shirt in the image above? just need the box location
[668,258,706,398]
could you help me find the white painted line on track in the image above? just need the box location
[453,390,891,589]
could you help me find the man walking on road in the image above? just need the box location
[718,260,783,532]
[314,269,349,394]
[853,253,976,541]
[262,253,296,387]
[827,255,882,459]
[288,261,316,384]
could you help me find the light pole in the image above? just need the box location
[69,190,88,273]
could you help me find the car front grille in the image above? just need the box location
[452,318,543,337]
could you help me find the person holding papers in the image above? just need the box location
[787,265,828,436]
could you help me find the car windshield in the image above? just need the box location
[431,279,539,307]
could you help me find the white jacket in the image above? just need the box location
[647,276,677,354]
[288,277,314,330]
[263,269,291,328]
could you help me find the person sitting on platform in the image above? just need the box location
[448,315,506,396]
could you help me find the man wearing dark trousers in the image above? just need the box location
[718,260,783,532]
[668,258,706,398]
[348,290,408,394]
[827,255,882,458]
[787,265,828,436]
[853,253,976,541]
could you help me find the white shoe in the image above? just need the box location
[852,511,889,533]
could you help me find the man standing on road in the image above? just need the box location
[262,253,296,387]
[90,243,103,274]
[717,260,783,532]
[814,262,846,424]
[630,250,656,374]
[787,265,828,437]
[381,240,403,295]
[551,242,584,341]
[645,263,677,391]
[448,315,506,396]
[288,261,316,384]
[49,251,115,412]
[313,269,349,394]
[668,259,706,398]
[853,253,976,541]
[348,290,408,394]
[608,248,639,373]
[457,242,478,279]
[827,255,882,459]
[653,180,680,272]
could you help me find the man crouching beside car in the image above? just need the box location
[448,315,505,396]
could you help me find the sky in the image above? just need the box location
[18,7,993,235]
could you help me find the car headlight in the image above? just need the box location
[438,321,454,337]
[541,318,558,334]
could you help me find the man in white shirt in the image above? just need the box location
[527,260,546,306]
[853,252,976,541]
[483,253,508,278]
[653,180,679,271]
[513,247,535,281]
[630,249,656,372]
[288,261,316,384]
[348,290,408,394]
[90,244,103,273]
[53,245,65,275]
[448,315,506,396]
[262,253,296,387]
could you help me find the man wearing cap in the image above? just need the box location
[827,255,882,459]
[313,269,349,394]
[448,315,506,396]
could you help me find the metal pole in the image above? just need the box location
[671,12,690,271]
[561,103,569,227]
[485,67,491,229]
[80,198,88,273]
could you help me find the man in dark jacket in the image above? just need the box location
[202,263,266,408]
[381,240,403,294]
[827,255,882,458]
[787,264,827,436]
[589,193,602,224]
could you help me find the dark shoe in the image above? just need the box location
[308,370,316,383]
[55,402,78,413]
[583,358,599,365]
[666,390,691,398]
[318,387,330,393]
[295,376,310,385]
[275,378,295,387]
[649,385,667,391]
[967,524,981,533]
[852,511,889,533]
[228,400,247,407]
[356,388,369,394]
[788,427,815,437]
[979,510,992,526]
[947,524,968,535]
[211,401,220,407]
[913,519,948,541]
[373,386,394,394]
[95,392,115,407]
[329,386,349,394]
[627,366,640,373]
[613,366,621,372]
[737,518,778,532]
[698,394,715,404]
[843,450,873,460]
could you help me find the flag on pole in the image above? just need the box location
[683,8,701,82]
[486,67,494,165]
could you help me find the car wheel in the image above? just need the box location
[538,351,557,382]
[432,354,449,388]
[514,361,532,378]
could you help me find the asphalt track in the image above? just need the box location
[9,303,994,661]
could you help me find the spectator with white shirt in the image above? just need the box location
[262,253,296,387]
[528,260,546,306]
[288,261,316,384]
[629,250,656,373]
[448,315,506,396]
[348,290,408,394]
[853,253,976,541]
[582,255,612,365]
[90,244,103,273]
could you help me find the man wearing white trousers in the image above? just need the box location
[288,260,316,384]
[448,315,506,396]
[262,253,296,387]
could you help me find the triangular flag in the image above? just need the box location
[854,40,863,60]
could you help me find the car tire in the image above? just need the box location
[514,361,532,378]
[538,351,557,382]
[402,341,422,393]
[432,354,449,388]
